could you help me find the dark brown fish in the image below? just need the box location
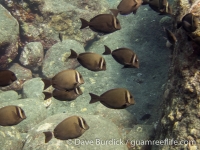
[103,45,139,68]
[110,0,143,15]
[43,116,89,143]
[68,49,106,71]
[80,13,121,34]
[42,69,84,91]
[0,105,26,126]
[148,0,172,15]
[89,88,135,109]
[140,114,151,121]
[43,87,83,101]
[0,70,17,87]
[165,28,177,45]
[177,13,199,32]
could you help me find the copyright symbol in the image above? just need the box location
[67,139,73,145]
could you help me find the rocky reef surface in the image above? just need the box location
[153,0,200,150]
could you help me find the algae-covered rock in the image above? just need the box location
[0,4,19,69]
[42,39,85,78]
[0,90,18,104]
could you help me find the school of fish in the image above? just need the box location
[0,0,199,143]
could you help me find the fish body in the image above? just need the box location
[89,88,135,109]
[140,114,151,121]
[0,105,26,126]
[181,13,199,32]
[103,45,139,68]
[80,14,121,34]
[69,49,106,71]
[42,69,84,91]
[113,0,143,15]
[0,70,17,87]
[44,87,83,101]
[148,0,172,15]
[43,116,89,143]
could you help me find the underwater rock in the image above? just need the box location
[0,90,18,104]
[23,113,127,150]
[9,63,32,80]
[19,42,44,70]
[0,78,25,91]
[0,5,19,69]
[33,0,110,46]
[0,98,47,133]
[125,125,154,149]
[22,78,45,99]
[0,126,23,150]
[42,39,85,78]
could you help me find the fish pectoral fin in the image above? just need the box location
[43,131,53,143]
[68,49,78,59]
[43,92,52,100]
[89,93,101,104]
[103,45,112,55]
[110,9,119,17]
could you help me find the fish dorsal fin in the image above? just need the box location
[125,90,131,104]
[99,57,104,69]
[75,71,81,84]
[110,9,119,17]
[103,45,112,55]
[16,106,24,119]
[69,49,78,59]
[78,117,87,130]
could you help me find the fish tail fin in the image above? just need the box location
[42,79,52,90]
[110,9,119,17]
[43,92,52,100]
[43,131,53,143]
[103,45,112,55]
[89,93,100,104]
[68,49,78,59]
[80,18,89,29]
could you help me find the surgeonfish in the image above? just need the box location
[89,88,135,109]
[42,69,84,91]
[165,28,177,46]
[0,70,17,87]
[103,45,139,68]
[0,105,26,126]
[177,13,199,32]
[80,13,121,34]
[110,0,143,15]
[68,49,106,71]
[43,116,89,143]
[43,87,83,101]
[140,113,151,121]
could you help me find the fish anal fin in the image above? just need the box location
[42,79,52,90]
[89,93,101,104]
[43,131,53,143]
[80,18,89,29]
[103,45,112,55]
[43,92,52,100]
[68,49,78,59]
[110,9,119,17]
